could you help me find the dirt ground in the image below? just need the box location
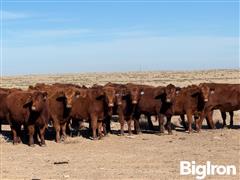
[0,69,239,180]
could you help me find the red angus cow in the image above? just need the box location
[196,83,240,131]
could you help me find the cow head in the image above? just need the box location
[24,91,48,112]
[64,88,80,108]
[165,84,180,103]
[199,84,215,102]
[128,86,144,104]
[103,86,116,107]
[115,86,128,106]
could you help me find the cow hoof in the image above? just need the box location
[168,132,173,135]
[29,144,35,147]
[118,133,124,136]
[40,143,46,147]
[60,136,66,142]
[156,132,164,136]
[90,137,99,141]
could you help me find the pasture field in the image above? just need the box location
[0,69,239,180]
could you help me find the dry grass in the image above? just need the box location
[1,69,239,89]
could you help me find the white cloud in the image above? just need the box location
[25,28,93,37]
[2,11,30,20]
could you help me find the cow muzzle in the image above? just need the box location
[132,100,137,104]
[67,104,72,108]
[166,99,171,103]
[108,103,114,107]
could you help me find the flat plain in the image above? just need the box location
[0,69,239,180]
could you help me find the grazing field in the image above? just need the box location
[0,69,239,180]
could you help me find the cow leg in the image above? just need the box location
[221,111,227,128]
[11,125,19,145]
[166,116,172,135]
[90,115,98,140]
[0,120,2,134]
[39,126,46,146]
[28,125,35,147]
[196,110,214,132]
[180,114,187,131]
[53,121,61,143]
[196,112,204,132]
[147,115,154,130]
[206,111,215,129]
[16,124,23,144]
[127,119,132,135]
[77,121,84,137]
[134,119,142,134]
[229,111,234,128]
[186,111,193,133]
[97,121,104,139]
[61,123,67,142]
[119,114,125,136]
[133,114,141,134]
[104,115,112,134]
[158,114,164,134]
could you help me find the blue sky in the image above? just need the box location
[1,0,239,75]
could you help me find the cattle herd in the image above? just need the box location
[0,82,239,147]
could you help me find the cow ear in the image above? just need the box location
[154,88,165,99]
[176,87,181,94]
[96,89,105,100]
[190,88,200,97]
[28,85,34,90]
[23,95,33,108]
[75,91,80,98]
[56,91,65,101]
[210,89,215,94]
[42,91,48,100]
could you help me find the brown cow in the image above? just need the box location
[0,88,22,133]
[101,83,124,134]
[0,92,9,133]
[157,85,208,133]
[196,83,240,131]
[101,83,137,135]
[29,84,71,142]
[132,86,166,134]
[6,90,49,146]
[125,83,154,134]
[155,84,182,134]
[68,87,105,140]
